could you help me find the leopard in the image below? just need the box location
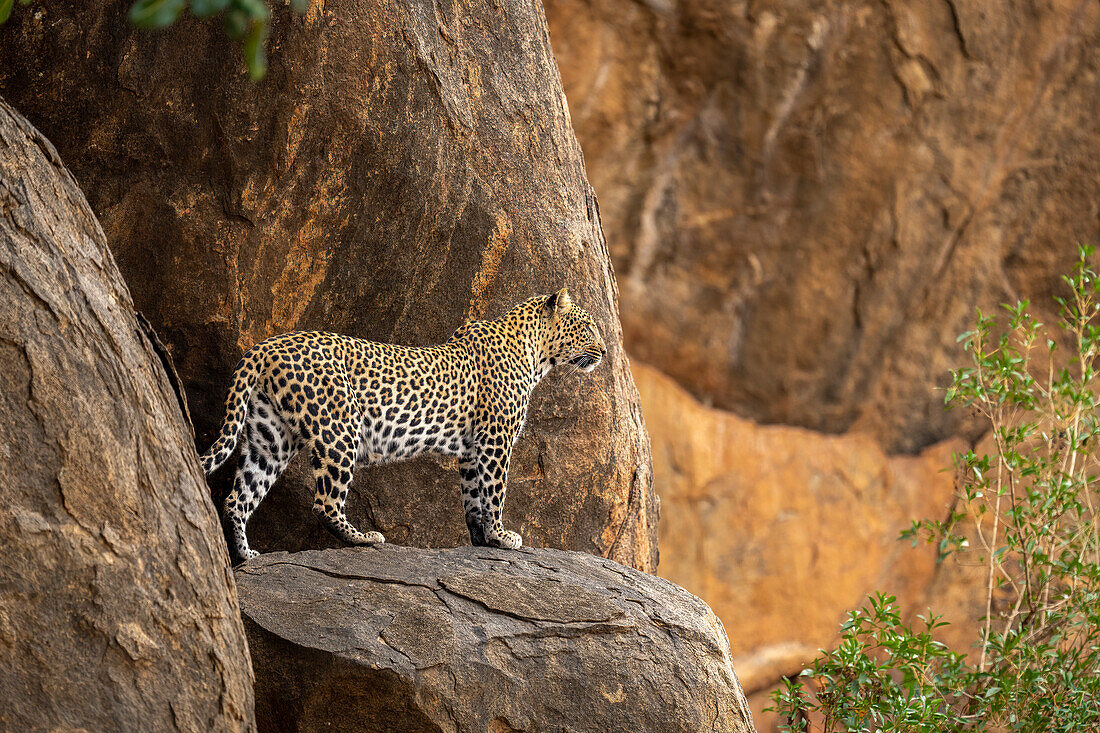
[200,288,606,562]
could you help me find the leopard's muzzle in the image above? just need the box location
[571,347,605,373]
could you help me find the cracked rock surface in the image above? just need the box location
[0,99,254,730]
[237,546,756,733]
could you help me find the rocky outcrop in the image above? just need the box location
[546,0,1100,453]
[543,5,1098,723]
[0,0,657,569]
[632,362,984,724]
[236,545,756,733]
[0,99,254,730]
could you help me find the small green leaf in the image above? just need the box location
[233,0,269,21]
[223,7,249,38]
[129,0,187,28]
[243,19,269,80]
[192,0,230,16]
[0,0,14,23]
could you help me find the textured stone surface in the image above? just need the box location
[633,361,983,717]
[546,0,1100,453]
[237,545,757,733]
[0,0,657,569]
[0,98,254,731]
[543,4,1098,722]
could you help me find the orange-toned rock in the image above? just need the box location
[633,361,983,697]
[547,0,1100,453]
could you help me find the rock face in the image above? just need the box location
[0,0,657,569]
[632,362,984,723]
[236,545,756,733]
[0,99,254,730]
[542,4,1099,723]
[545,0,1100,453]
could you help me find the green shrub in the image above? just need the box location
[768,245,1100,731]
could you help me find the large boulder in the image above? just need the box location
[236,545,756,733]
[545,0,1100,453]
[0,99,254,730]
[0,0,657,569]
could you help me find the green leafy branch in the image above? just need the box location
[769,245,1100,731]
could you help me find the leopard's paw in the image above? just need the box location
[496,530,522,550]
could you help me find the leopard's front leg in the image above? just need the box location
[459,455,487,546]
[465,433,522,550]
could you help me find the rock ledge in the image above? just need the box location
[237,546,756,733]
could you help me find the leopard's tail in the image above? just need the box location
[200,348,263,475]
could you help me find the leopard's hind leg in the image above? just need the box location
[223,392,295,562]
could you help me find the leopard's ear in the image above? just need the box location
[543,287,572,317]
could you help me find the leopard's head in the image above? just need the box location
[541,287,606,373]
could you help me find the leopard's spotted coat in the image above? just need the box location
[200,289,605,561]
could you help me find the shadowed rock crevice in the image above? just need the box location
[237,546,757,733]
